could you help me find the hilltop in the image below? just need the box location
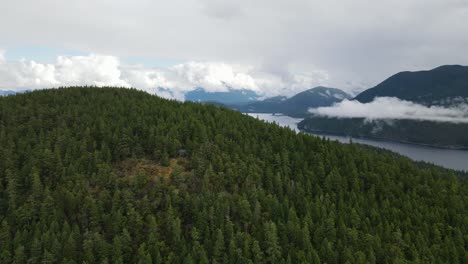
[0,87,466,263]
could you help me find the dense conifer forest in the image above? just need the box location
[0,87,467,263]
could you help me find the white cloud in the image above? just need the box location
[0,52,329,99]
[168,62,258,92]
[55,55,129,87]
[310,97,468,123]
[0,54,129,89]
[0,50,5,62]
[200,0,244,19]
[3,0,468,91]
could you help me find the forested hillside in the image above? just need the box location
[298,116,468,149]
[0,87,467,263]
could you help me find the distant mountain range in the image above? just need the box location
[186,65,468,113]
[232,87,351,117]
[5,66,467,149]
[355,65,468,105]
[185,86,351,117]
[0,90,17,96]
[300,65,468,149]
[185,87,259,105]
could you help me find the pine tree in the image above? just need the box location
[264,222,281,263]
[212,228,225,263]
[13,245,26,264]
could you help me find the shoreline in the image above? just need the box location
[245,112,468,151]
[300,128,468,151]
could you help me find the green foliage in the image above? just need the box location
[0,87,467,263]
[299,116,468,148]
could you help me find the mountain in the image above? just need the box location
[299,116,468,149]
[355,65,468,105]
[0,87,467,263]
[281,86,351,114]
[299,65,468,148]
[234,86,351,117]
[0,90,17,96]
[185,87,259,104]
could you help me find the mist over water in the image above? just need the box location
[248,113,468,171]
[310,97,468,123]
[247,113,302,132]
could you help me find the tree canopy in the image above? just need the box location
[0,87,467,263]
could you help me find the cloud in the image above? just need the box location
[0,52,329,99]
[54,55,129,87]
[0,54,130,89]
[2,0,468,92]
[168,62,259,92]
[200,0,244,19]
[310,97,468,123]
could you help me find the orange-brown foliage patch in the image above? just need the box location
[115,158,190,183]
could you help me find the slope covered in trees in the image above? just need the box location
[0,87,467,263]
[298,116,468,149]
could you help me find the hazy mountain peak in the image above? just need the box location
[0,90,18,96]
[185,87,259,104]
[291,86,351,100]
[230,86,350,117]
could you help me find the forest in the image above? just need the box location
[0,87,467,263]
[298,116,468,149]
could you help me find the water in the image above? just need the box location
[248,113,468,171]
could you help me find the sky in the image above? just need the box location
[1,0,468,99]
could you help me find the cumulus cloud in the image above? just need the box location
[0,52,329,99]
[310,97,468,123]
[168,62,259,92]
[55,55,129,87]
[0,54,129,89]
[2,0,468,92]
